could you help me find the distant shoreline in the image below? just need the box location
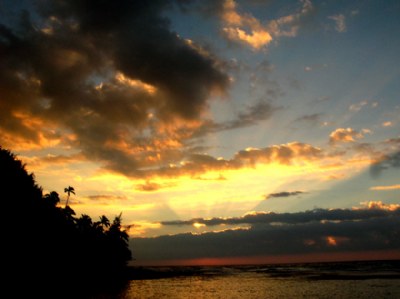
[129,257,400,268]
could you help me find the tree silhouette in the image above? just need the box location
[1,147,132,296]
[77,214,93,231]
[64,185,75,207]
[100,215,110,229]
[44,191,60,207]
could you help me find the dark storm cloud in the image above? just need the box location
[266,191,305,199]
[133,207,400,261]
[0,0,229,175]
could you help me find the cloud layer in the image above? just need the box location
[133,204,400,262]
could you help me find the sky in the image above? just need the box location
[1,0,399,265]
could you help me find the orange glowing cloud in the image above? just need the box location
[222,0,272,50]
[329,128,367,144]
[220,0,313,50]
[359,201,400,211]
[326,236,337,246]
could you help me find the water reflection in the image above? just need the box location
[113,261,400,299]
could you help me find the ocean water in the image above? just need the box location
[99,260,400,298]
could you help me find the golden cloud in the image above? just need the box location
[221,0,313,50]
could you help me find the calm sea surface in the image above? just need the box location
[95,260,400,299]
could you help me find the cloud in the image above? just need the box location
[329,128,368,144]
[349,100,368,112]
[359,201,400,211]
[192,174,227,181]
[304,64,328,72]
[266,191,305,199]
[129,221,162,237]
[162,204,399,226]
[328,14,346,32]
[69,140,323,179]
[370,184,400,191]
[192,100,278,138]
[221,0,272,50]
[133,205,400,262]
[234,142,323,166]
[292,113,323,126]
[220,0,314,50]
[154,142,324,177]
[136,181,163,192]
[87,194,127,202]
[136,181,176,192]
[385,138,400,144]
[21,152,86,169]
[382,121,393,127]
[370,151,400,178]
[0,0,230,176]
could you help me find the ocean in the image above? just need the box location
[90,260,400,298]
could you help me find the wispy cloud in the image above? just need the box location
[370,184,400,191]
[192,101,278,138]
[136,181,176,192]
[349,100,368,112]
[292,113,323,126]
[87,194,128,201]
[328,14,346,32]
[266,191,305,199]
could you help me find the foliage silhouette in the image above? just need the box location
[1,147,132,296]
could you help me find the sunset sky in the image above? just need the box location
[1,0,399,265]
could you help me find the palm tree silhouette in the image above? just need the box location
[64,186,75,207]
[44,191,60,207]
[99,215,110,229]
[77,214,93,231]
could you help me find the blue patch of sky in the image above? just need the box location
[288,165,400,212]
